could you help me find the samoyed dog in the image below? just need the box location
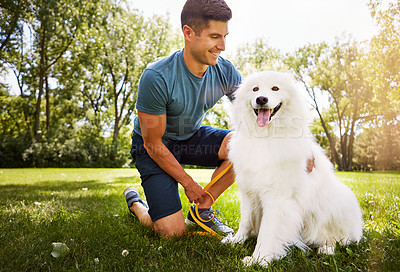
[223,70,363,267]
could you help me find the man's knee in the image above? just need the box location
[153,210,186,237]
[218,132,233,160]
[155,224,186,237]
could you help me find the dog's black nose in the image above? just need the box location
[256,96,268,105]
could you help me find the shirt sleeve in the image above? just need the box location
[136,69,168,115]
[225,64,242,101]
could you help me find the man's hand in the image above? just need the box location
[184,181,206,204]
[306,156,315,173]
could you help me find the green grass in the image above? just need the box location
[0,169,399,271]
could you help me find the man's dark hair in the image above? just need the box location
[181,0,232,35]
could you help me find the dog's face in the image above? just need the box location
[250,82,284,128]
[232,70,309,136]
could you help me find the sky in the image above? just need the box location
[129,0,379,54]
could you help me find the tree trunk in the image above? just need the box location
[346,99,359,171]
[34,27,46,142]
[45,76,50,139]
[311,95,342,170]
[318,111,342,170]
[112,117,120,146]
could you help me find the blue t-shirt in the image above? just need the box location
[133,50,242,141]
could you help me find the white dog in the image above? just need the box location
[223,70,363,267]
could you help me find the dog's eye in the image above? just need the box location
[271,86,279,91]
[253,87,259,92]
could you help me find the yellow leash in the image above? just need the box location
[188,163,232,240]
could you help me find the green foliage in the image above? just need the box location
[0,90,30,137]
[0,0,32,65]
[310,117,330,150]
[369,0,400,111]
[351,0,400,171]
[0,0,183,167]
[284,38,375,171]
[0,90,32,167]
[21,124,131,168]
[354,123,400,171]
[228,38,283,76]
[202,98,232,129]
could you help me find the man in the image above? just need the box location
[124,0,241,237]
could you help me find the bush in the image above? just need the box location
[22,137,130,168]
[0,136,32,168]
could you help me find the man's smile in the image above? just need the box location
[210,51,220,58]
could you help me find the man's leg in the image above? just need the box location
[198,132,234,209]
[129,197,186,237]
[129,202,152,227]
[153,210,186,237]
[128,132,186,237]
[129,202,186,237]
[177,128,234,235]
[129,128,234,236]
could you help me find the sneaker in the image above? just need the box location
[123,187,148,211]
[185,205,234,236]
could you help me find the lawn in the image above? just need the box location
[0,169,399,271]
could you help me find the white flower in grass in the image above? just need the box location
[122,249,129,257]
[94,258,100,264]
[51,243,70,258]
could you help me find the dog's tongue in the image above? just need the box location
[257,109,272,127]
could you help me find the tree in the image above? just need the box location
[367,0,399,128]
[0,0,31,60]
[354,122,400,171]
[228,38,283,76]
[351,0,400,171]
[1,0,34,139]
[103,11,182,146]
[1,0,183,167]
[0,88,32,167]
[285,39,373,171]
[29,0,103,141]
[369,0,400,108]
[64,5,183,146]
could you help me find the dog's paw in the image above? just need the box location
[318,245,335,255]
[221,233,234,244]
[242,256,271,267]
[222,233,247,244]
[242,256,254,266]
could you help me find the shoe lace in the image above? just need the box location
[201,209,223,225]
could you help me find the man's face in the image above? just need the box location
[189,20,229,66]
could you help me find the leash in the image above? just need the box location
[188,163,232,239]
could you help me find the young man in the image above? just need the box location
[123,0,241,237]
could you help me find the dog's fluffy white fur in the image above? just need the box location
[223,70,363,267]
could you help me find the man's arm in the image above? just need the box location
[138,110,206,203]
